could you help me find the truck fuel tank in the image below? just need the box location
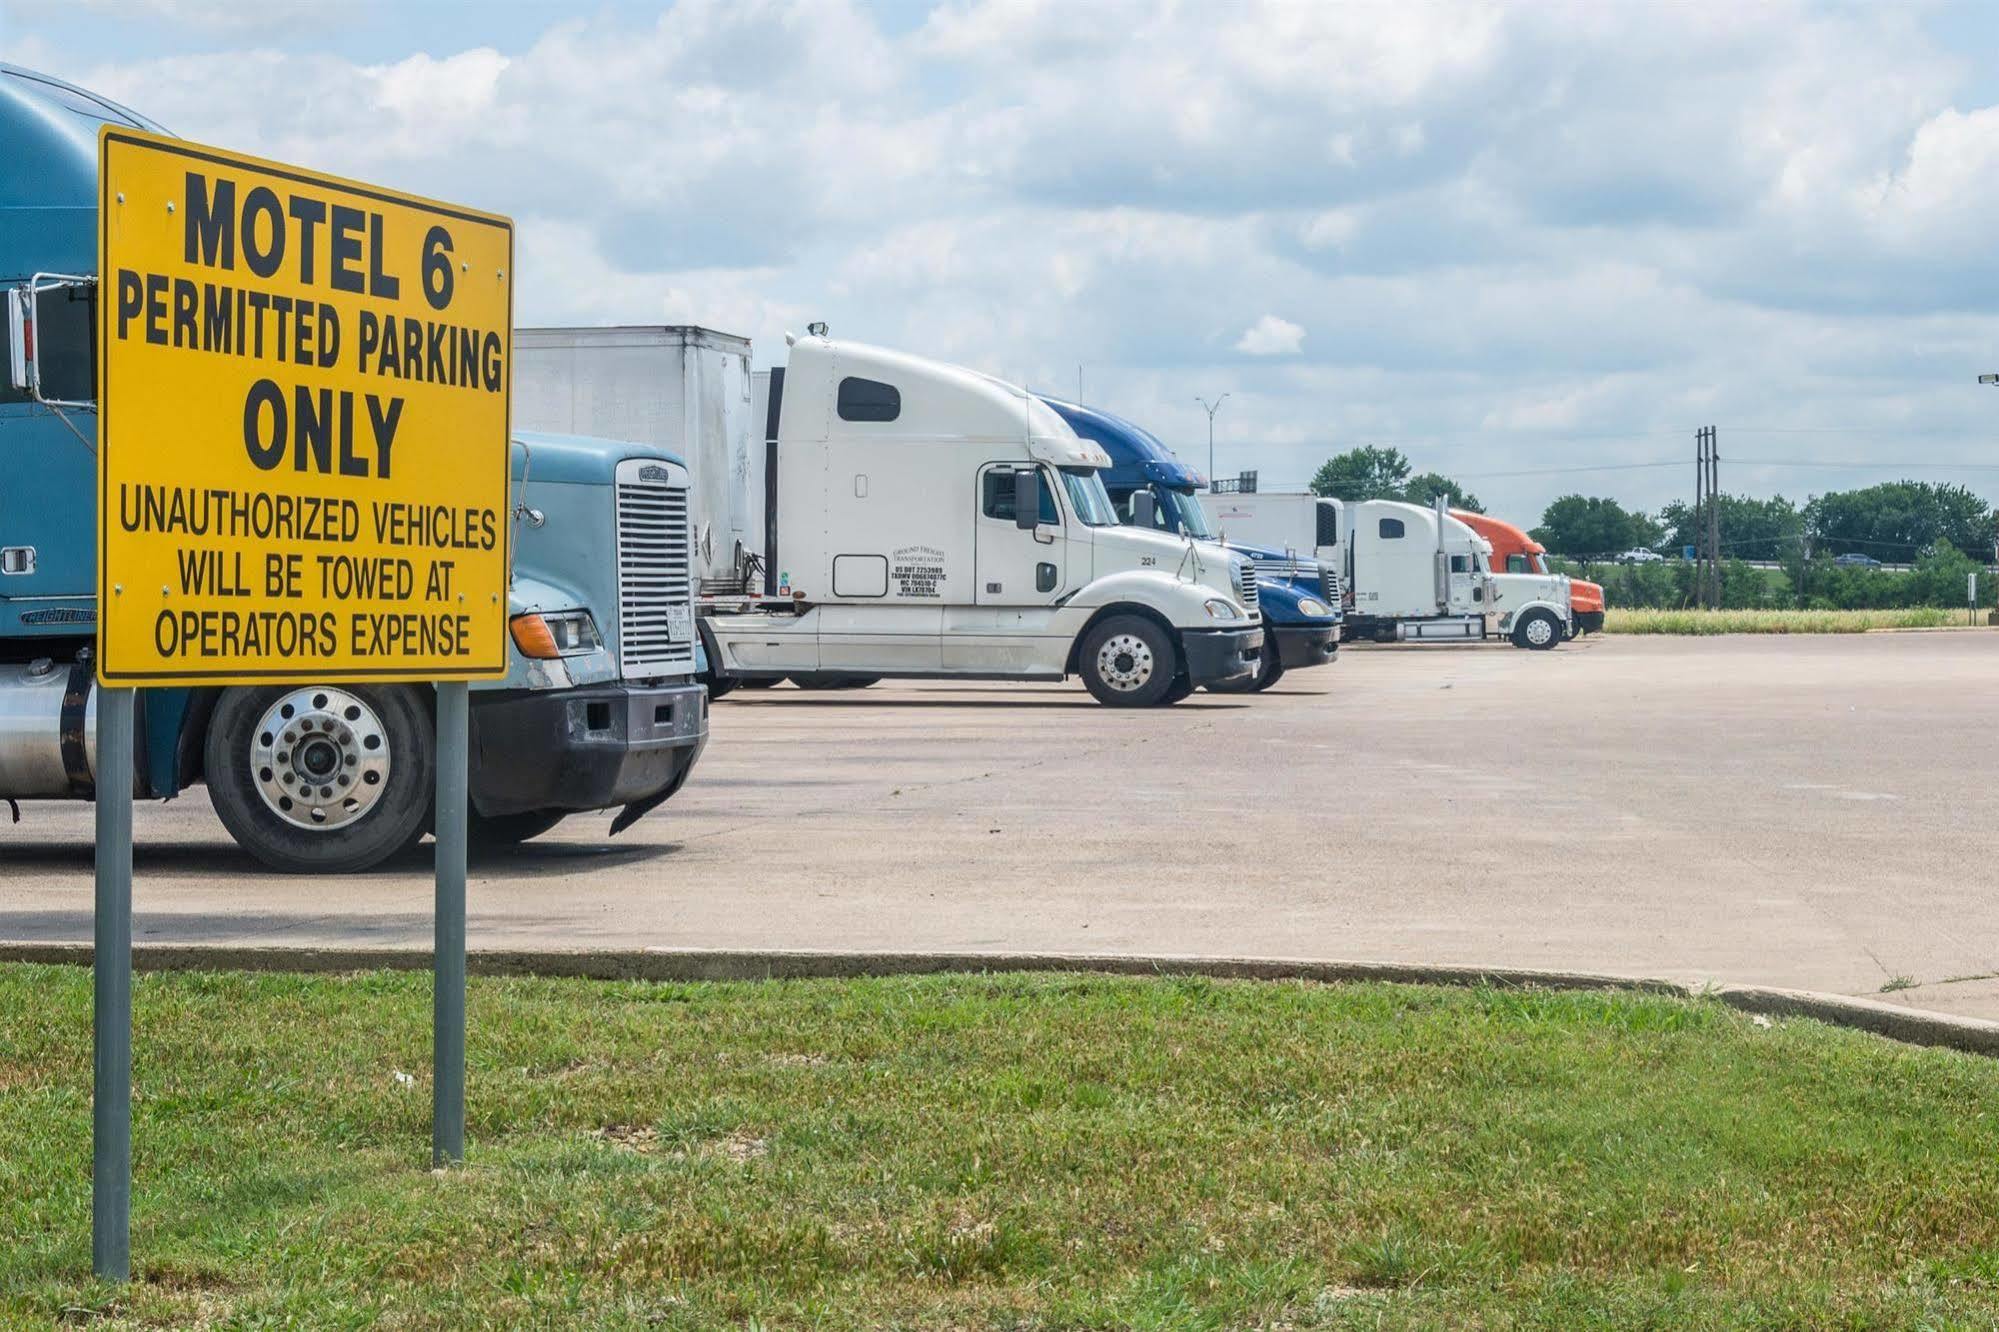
[0,657,100,796]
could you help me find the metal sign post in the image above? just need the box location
[432,682,468,1166]
[92,686,134,1281]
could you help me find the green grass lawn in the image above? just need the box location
[5,967,1999,1329]
[1603,606,1976,634]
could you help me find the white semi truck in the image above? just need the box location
[514,326,1266,704]
[1210,492,1572,649]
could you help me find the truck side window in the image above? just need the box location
[1449,554,1469,573]
[981,468,1058,524]
[837,376,900,422]
[1378,517,1404,539]
[0,285,94,406]
[1316,505,1339,547]
[1507,554,1529,574]
[1116,488,1170,530]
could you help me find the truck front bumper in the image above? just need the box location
[1575,610,1605,635]
[469,681,708,820]
[1182,626,1264,687]
[1272,624,1339,669]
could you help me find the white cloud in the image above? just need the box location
[1235,315,1306,357]
[368,48,509,139]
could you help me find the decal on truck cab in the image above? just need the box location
[890,545,947,598]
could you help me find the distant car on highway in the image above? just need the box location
[1618,548,1665,563]
[1833,552,1882,568]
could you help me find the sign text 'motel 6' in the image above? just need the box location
[88,127,510,1280]
[96,127,512,685]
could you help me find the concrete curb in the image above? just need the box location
[5,942,1999,1056]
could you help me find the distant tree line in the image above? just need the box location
[1308,445,1485,514]
[1306,445,1998,611]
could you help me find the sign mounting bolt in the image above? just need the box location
[115,192,125,204]
[113,584,123,595]
[165,201,174,214]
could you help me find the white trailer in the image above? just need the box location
[1209,492,1343,566]
[517,327,1266,704]
[513,325,758,594]
[1213,491,1571,649]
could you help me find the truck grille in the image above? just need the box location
[1248,554,1319,582]
[1234,562,1259,615]
[615,462,696,678]
[1320,566,1340,603]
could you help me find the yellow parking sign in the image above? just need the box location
[95,128,513,685]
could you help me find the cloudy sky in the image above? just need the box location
[9,0,1999,521]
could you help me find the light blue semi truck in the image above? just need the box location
[0,64,708,871]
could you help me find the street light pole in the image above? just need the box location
[1195,394,1229,486]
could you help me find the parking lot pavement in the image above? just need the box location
[2,631,1995,1014]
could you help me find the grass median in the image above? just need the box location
[1603,606,1979,634]
[5,966,1999,1329]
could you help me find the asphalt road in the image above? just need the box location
[3,632,1995,1017]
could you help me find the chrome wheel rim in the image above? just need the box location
[1095,633,1156,692]
[250,687,390,830]
[1526,617,1554,646]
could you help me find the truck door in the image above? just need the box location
[945,463,1066,674]
[972,463,1062,605]
[0,281,96,617]
[1446,551,1478,612]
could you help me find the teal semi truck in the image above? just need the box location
[0,64,708,872]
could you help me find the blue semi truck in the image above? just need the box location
[0,64,708,871]
[1040,398,1339,691]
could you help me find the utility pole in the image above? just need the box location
[1693,427,1707,609]
[1693,425,1720,608]
[1707,426,1721,608]
[1195,394,1229,486]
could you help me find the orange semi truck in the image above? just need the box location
[1452,511,1606,635]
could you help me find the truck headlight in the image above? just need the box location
[510,610,603,658]
[1296,597,1331,618]
[1203,598,1241,621]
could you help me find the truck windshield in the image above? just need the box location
[1060,467,1119,527]
[1164,486,1216,539]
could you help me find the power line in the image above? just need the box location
[1728,458,1999,471]
[1452,461,1688,480]
[1257,459,1999,486]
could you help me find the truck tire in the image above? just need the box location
[1078,614,1177,707]
[1512,610,1562,651]
[469,809,566,847]
[1207,634,1283,693]
[204,684,435,874]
